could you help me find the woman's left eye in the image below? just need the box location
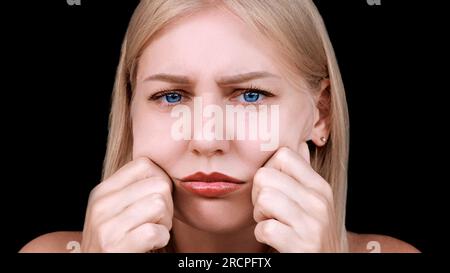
[241,91,263,102]
[235,89,272,104]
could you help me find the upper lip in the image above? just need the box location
[180,172,245,183]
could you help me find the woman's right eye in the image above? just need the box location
[163,93,183,104]
[149,90,187,106]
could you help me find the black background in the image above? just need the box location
[5,0,441,254]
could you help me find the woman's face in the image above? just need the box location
[131,8,318,233]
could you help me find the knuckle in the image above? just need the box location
[259,219,278,239]
[277,147,291,157]
[254,195,270,221]
[308,190,330,214]
[253,195,269,222]
[154,178,172,193]
[256,187,273,206]
[253,201,265,221]
[253,167,270,186]
[135,157,153,170]
[161,180,172,193]
[159,226,171,246]
[149,193,169,215]
[151,196,167,214]
[142,224,170,249]
[90,197,109,216]
[275,147,291,164]
[141,223,158,240]
[89,184,103,201]
[253,168,264,184]
[163,216,173,230]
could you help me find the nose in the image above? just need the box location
[188,93,230,157]
[189,138,230,157]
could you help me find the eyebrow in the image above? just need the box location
[144,71,280,85]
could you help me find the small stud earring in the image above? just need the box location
[320,137,327,143]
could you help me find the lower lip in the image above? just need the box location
[180,181,243,197]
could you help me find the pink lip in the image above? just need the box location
[179,172,245,198]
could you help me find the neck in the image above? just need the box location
[171,218,269,253]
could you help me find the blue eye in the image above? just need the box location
[238,91,266,103]
[163,93,182,104]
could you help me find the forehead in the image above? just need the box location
[137,7,284,81]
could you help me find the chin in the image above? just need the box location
[174,191,255,234]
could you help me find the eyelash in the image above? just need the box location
[148,84,275,106]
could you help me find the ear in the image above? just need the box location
[311,79,331,147]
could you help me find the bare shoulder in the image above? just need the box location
[347,231,420,253]
[19,232,82,253]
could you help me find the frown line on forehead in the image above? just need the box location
[144,71,281,86]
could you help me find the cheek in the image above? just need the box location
[229,104,313,168]
[235,139,273,168]
[131,110,185,165]
[277,100,315,146]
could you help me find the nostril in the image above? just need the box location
[192,148,224,157]
[189,137,230,157]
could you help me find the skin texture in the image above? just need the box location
[20,8,419,253]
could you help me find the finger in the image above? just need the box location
[252,167,330,217]
[115,223,170,253]
[263,146,331,197]
[95,177,173,221]
[92,157,172,200]
[254,219,300,253]
[110,193,173,236]
[253,187,306,228]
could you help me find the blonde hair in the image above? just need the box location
[103,0,350,252]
